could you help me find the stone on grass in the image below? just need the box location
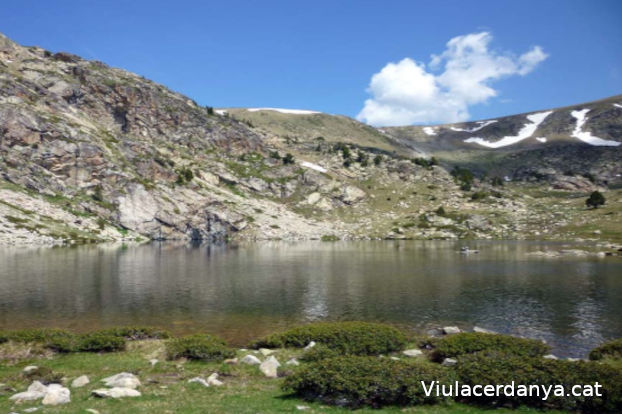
[224,358,238,365]
[22,365,39,374]
[303,341,316,351]
[259,355,280,378]
[442,326,461,335]
[24,408,39,413]
[402,349,423,357]
[442,358,457,367]
[285,358,300,366]
[10,381,48,402]
[41,384,71,405]
[188,377,210,387]
[207,373,223,386]
[149,359,158,367]
[296,405,310,411]
[71,375,90,388]
[101,372,141,389]
[92,387,141,398]
[241,354,261,365]
[259,348,275,356]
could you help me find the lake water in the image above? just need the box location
[0,241,621,358]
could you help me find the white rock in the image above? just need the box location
[9,390,46,402]
[101,372,141,389]
[389,356,400,361]
[296,405,311,411]
[28,381,48,394]
[402,349,423,357]
[241,354,262,365]
[285,358,300,366]
[259,356,281,378]
[303,341,316,351]
[259,348,275,356]
[71,375,90,388]
[23,365,39,374]
[149,359,158,367]
[207,373,223,386]
[544,354,558,360]
[473,326,496,334]
[24,408,39,413]
[86,409,100,414]
[442,358,458,367]
[92,387,141,398]
[442,326,461,335]
[42,384,71,405]
[188,377,210,387]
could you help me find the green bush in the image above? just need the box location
[97,326,171,340]
[77,332,126,352]
[589,338,622,360]
[300,344,340,362]
[455,351,622,412]
[1,329,75,344]
[251,322,407,356]
[166,334,234,362]
[283,356,451,408]
[430,332,549,361]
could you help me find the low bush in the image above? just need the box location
[166,334,234,362]
[283,356,451,408]
[300,344,340,362]
[455,351,622,412]
[430,332,549,361]
[97,326,171,340]
[45,332,126,353]
[589,338,622,360]
[0,328,74,344]
[251,322,407,355]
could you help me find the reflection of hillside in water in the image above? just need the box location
[0,241,620,357]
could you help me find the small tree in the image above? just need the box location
[586,191,605,209]
[373,155,383,166]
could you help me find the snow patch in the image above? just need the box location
[535,137,547,143]
[614,103,622,109]
[464,111,552,148]
[422,127,437,136]
[449,120,497,133]
[247,108,320,115]
[215,109,228,115]
[570,109,620,147]
[300,161,327,173]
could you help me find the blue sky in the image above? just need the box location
[2,0,621,125]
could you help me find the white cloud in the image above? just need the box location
[357,32,548,126]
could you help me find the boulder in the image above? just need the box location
[207,373,223,386]
[442,326,461,335]
[259,356,280,378]
[71,375,90,388]
[402,349,423,357]
[41,384,70,405]
[241,354,261,365]
[259,348,275,356]
[303,341,316,351]
[22,365,39,374]
[9,381,48,402]
[92,387,141,398]
[341,185,366,204]
[442,358,458,367]
[101,372,141,389]
[188,377,210,387]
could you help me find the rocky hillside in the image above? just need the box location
[1,33,621,246]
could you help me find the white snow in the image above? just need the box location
[535,137,547,143]
[300,161,327,173]
[613,103,622,109]
[570,109,620,147]
[450,120,497,133]
[247,108,320,115]
[215,109,228,115]
[464,111,552,148]
[422,127,437,136]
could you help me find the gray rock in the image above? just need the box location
[442,326,461,335]
[92,387,141,398]
[442,358,458,367]
[544,354,558,360]
[22,365,39,374]
[285,358,300,366]
[10,381,48,402]
[402,349,423,357]
[101,372,141,389]
[149,359,159,367]
[241,354,262,365]
[71,375,90,388]
[259,348,275,356]
[207,373,223,386]
[188,377,210,387]
[303,341,316,351]
[473,326,496,334]
[42,384,71,405]
[259,355,281,378]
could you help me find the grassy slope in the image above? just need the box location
[0,340,568,414]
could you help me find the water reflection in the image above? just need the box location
[0,241,621,357]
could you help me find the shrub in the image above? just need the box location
[589,338,622,360]
[491,176,504,186]
[430,332,549,361]
[269,150,281,160]
[166,334,234,362]
[175,167,194,184]
[98,326,171,340]
[2,329,75,344]
[300,344,340,362]
[373,155,383,166]
[282,153,295,165]
[77,333,126,352]
[283,356,451,408]
[455,351,622,412]
[251,322,407,355]
[586,190,605,209]
[435,206,446,216]
[470,191,489,201]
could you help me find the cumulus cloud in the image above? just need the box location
[357,32,548,126]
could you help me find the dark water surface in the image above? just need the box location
[1,240,621,357]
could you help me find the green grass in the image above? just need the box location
[0,340,571,413]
